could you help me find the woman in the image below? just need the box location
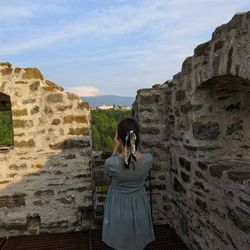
[102,118,155,250]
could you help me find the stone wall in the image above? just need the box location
[133,12,250,250]
[92,152,111,225]
[132,85,171,224]
[0,63,92,236]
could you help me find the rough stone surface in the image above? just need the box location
[0,63,92,236]
[133,12,250,250]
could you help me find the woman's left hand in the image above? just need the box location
[112,131,120,156]
[113,131,120,148]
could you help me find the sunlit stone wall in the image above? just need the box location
[0,63,92,236]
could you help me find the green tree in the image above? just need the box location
[91,109,131,152]
[0,111,14,145]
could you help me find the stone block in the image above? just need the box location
[193,181,209,192]
[209,164,232,178]
[31,106,40,115]
[63,115,88,124]
[57,195,75,204]
[46,93,63,103]
[9,163,27,170]
[22,68,44,80]
[192,121,220,140]
[173,177,186,193]
[13,119,33,128]
[139,94,161,105]
[15,139,35,148]
[0,193,27,208]
[0,67,12,75]
[227,171,250,184]
[198,161,208,171]
[15,81,28,84]
[43,80,64,91]
[227,207,250,233]
[179,157,191,171]
[26,214,41,234]
[214,40,225,52]
[226,121,243,136]
[12,108,28,116]
[51,119,61,125]
[175,90,186,101]
[77,102,90,110]
[68,127,90,135]
[56,105,73,111]
[49,139,90,150]
[44,105,53,114]
[195,171,206,180]
[195,198,208,213]
[22,98,36,104]
[34,190,54,198]
[181,171,190,182]
[194,42,210,57]
[224,102,240,112]
[29,81,40,91]
[140,126,160,135]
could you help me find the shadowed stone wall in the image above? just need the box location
[0,63,92,236]
[133,12,250,250]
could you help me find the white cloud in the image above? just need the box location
[67,86,100,96]
[2,0,249,56]
[1,0,250,96]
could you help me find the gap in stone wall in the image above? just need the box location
[191,75,250,160]
[0,92,14,149]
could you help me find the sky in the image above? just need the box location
[0,1,250,97]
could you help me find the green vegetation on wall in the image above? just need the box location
[0,111,14,146]
[91,109,131,152]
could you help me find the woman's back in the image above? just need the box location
[102,152,155,250]
[105,152,153,188]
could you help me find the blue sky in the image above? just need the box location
[1,0,250,97]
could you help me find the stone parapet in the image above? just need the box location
[133,12,250,250]
[0,63,92,236]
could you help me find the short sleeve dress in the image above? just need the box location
[102,152,155,250]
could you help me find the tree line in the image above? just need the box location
[91,109,131,152]
[0,109,132,152]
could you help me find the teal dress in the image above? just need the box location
[102,153,155,250]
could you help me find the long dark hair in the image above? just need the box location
[117,118,140,168]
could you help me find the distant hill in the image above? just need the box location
[81,95,135,108]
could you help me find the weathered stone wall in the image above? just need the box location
[133,12,250,250]
[92,152,111,225]
[0,63,92,236]
[132,85,171,224]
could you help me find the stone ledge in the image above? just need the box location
[200,160,250,185]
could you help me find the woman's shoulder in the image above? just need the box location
[105,155,117,166]
[105,154,123,168]
[142,152,153,162]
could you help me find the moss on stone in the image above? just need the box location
[22,68,44,80]
[0,62,12,67]
[0,68,12,75]
[14,68,22,74]
[43,80,64,91]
